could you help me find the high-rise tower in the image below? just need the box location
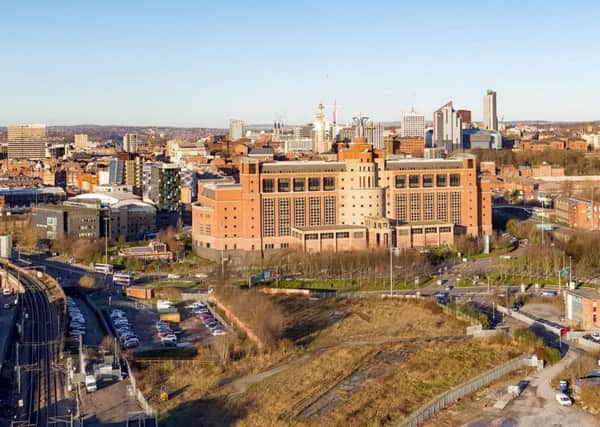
[483,90,498,131]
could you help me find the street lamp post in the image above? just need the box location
[389,227,394,297]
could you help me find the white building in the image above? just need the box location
[433,102,462,152]
[483,90,498,131]
[401,110,425,138]
[229,119,245,141]
[74,134,90,150]
[283,137,314,153]
[122,133,139,153]
[582,134,600,150]
[365,121,385,150]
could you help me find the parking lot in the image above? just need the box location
[107,295,226,352]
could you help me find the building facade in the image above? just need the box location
[229,119,245,142]
[401,111,425,138]
[483,90,498,131]
[433,102,462,152]
[32,204,101,240]
[122,133,139,153]
[142,162,181,212]
[7,124,47,160]
[192,139,491,255]
[566,288,600,330]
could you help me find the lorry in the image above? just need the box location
[85,375,97,393]
[559,380,569,394]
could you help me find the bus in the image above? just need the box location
[94,263,113,274]
[113,272,134,287]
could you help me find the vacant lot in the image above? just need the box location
[134,295,522,427]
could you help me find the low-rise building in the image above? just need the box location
[32,204,101,240]
[552,196,600,230]
[69,191,156,241]
[118,240,172,262]
[566,288,600,330]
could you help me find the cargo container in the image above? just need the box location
[126,286,154,300]
[159,308,181,323]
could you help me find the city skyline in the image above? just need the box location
[2,1,600,127]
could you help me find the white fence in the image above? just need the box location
[398,355,532,427]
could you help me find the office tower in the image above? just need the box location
[143,162,181,212]
[229,119,245,142]
[74,134,89,150]
[433,102,463,152]
[483,90,498,131]
[122,133,139,153]
[313,103,330,153]
[365,121,385,149]
[124,157,143,195]
[7,124,47,160]
[400,110,425,138]
[108,159,125,185]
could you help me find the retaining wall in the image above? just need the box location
[210,292,264,349]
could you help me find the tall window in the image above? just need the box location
[278,198,291,236]
[324,196,336,225]
[294,198,305,227]
[308,177,321,191]
[293,178,305,192]
[451,192,461,224]
[409,175,420,188]
[436,174,447,187]
[262,198,275,236]
[423,174,434,188]
[450,174,461,187]
[410,193,421,222]
[278,178,290,192]
[323,177,335,191]
[423,193,434,221]
[395,175,406,188]
[309,196,321,226]
[262,179,275,193]
[437,193,448,222]
[396,194,407,222]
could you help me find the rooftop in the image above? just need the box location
[567,288,600,299]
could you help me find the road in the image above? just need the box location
[464,350,598,427]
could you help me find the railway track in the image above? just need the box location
[9,265,67,427]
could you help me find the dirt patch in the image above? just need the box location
[295,348,415,422]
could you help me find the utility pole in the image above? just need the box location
[541,198,545,245]
[569,256,572,289]
[389,229,393,297]
[104,215,110,271]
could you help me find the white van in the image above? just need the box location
[85,375,97,393]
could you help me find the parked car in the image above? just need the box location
[211,329,227,336]
[591,331,600,342]
[555,393,572,406]
[123,339,139,349]
[3,288,12,296]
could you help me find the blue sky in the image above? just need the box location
[1,0,598,127]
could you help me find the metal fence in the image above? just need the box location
[124,356,159,425]
[398,354,530,427]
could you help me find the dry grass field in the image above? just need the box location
[134,295,523,427]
